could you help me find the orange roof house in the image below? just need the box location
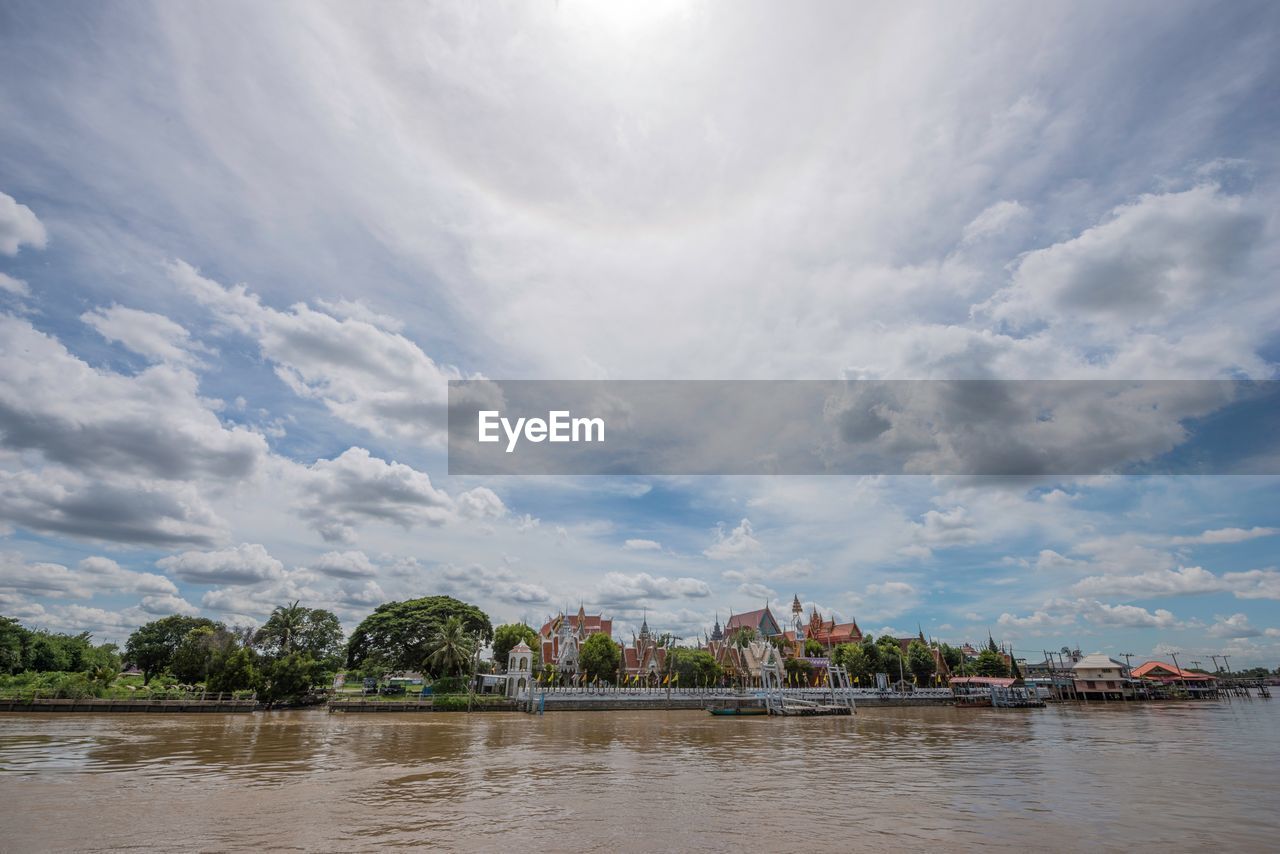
[1131,661,1218,685]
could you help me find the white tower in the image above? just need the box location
[506,640,533,698]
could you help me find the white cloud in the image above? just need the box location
[0,465,226,547]
[0,314,268,482]
[0,272,29,297]
[1072,566,1221,598]
[138,593,200,616]
[454,486,507,521]
[987,185,1265,330]
[1221,568,1280,600]
[856,580,920,621]
[596,572,712,603]
[310,550,378,579]
[1207,613,1262,639]
[623,538,662,551]
[77,556,178,595]
[82,305,208,367]
[171,261,462,444]
[158,543,285,584]
[291,447,460,543]
[436,562,552,605]
[704,519,762,560]
[0,552,90,598]
[1171,527,1278,545]
[997,609,1075,632]
[0,190,47,255]
[1078,600,1181,629]
[960,200,1028,245]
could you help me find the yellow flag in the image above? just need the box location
[663,674,670,685]
[673,672,679,682]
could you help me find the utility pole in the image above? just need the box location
[1170,651,1189,695]
[1210,655,1222,674]
[1121,653,1134,675]
[1222,655,1233,678]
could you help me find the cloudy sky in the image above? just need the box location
[1,1,1278,666]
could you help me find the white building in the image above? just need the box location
[1071,653,1134,701]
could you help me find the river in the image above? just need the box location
[1,701,1277,852]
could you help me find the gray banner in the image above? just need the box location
[447,380,1280,475]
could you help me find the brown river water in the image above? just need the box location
[0,701,1277,852]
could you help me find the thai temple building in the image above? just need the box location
[780,594,862,652]
[721,604,784,639]
[538,606,613,676]
[620,612,667,679]
[705,635,787,686]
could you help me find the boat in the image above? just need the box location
[709,706,768,716]
[706,695,767,716]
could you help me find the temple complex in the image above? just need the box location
[538,605,613,676]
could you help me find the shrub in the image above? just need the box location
[432,694,470,711]
[430,676,467,694]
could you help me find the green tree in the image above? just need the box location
[83,642,121,675]
[578,633,620,682]
[974,648,1009,677]
[426,616,477,678]
[803,638,824,657]
[346,596,492,675]
[207,646,258,693]
[939,643,963,674]
[254,602,344,667]
[860,636,883,675]
[171,626,217,684]
[258,652,324,706]
[491,623,539,671]
[832,643,871,684]
[729,626,756,647]
[907,639,936,685]
[667,647,722,686]
[875,635,906,682]
[125,616,221,684]
[0,617,30,674]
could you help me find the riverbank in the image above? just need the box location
[0,697,259,713]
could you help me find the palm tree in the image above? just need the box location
[427,616,476,677]
[257,601,308,656]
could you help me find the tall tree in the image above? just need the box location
[907,639,936,684]
[667,647,722,686]
[974,648,1009,678]
[0,617,31,674]
[578,633,620,682]
[426,616,477,677]
[832,643,871,684]
[125,615,220,684]
[346,596,492,675]
[254,603,344,667]
[491,623,539,671]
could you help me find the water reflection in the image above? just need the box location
[1,703,1277,851]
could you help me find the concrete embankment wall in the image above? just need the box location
[329,701,520,713]
[533,695,956,711]
[0,699,258,713]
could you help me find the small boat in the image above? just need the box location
[709,706,768,716]
[706,695,767,716]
